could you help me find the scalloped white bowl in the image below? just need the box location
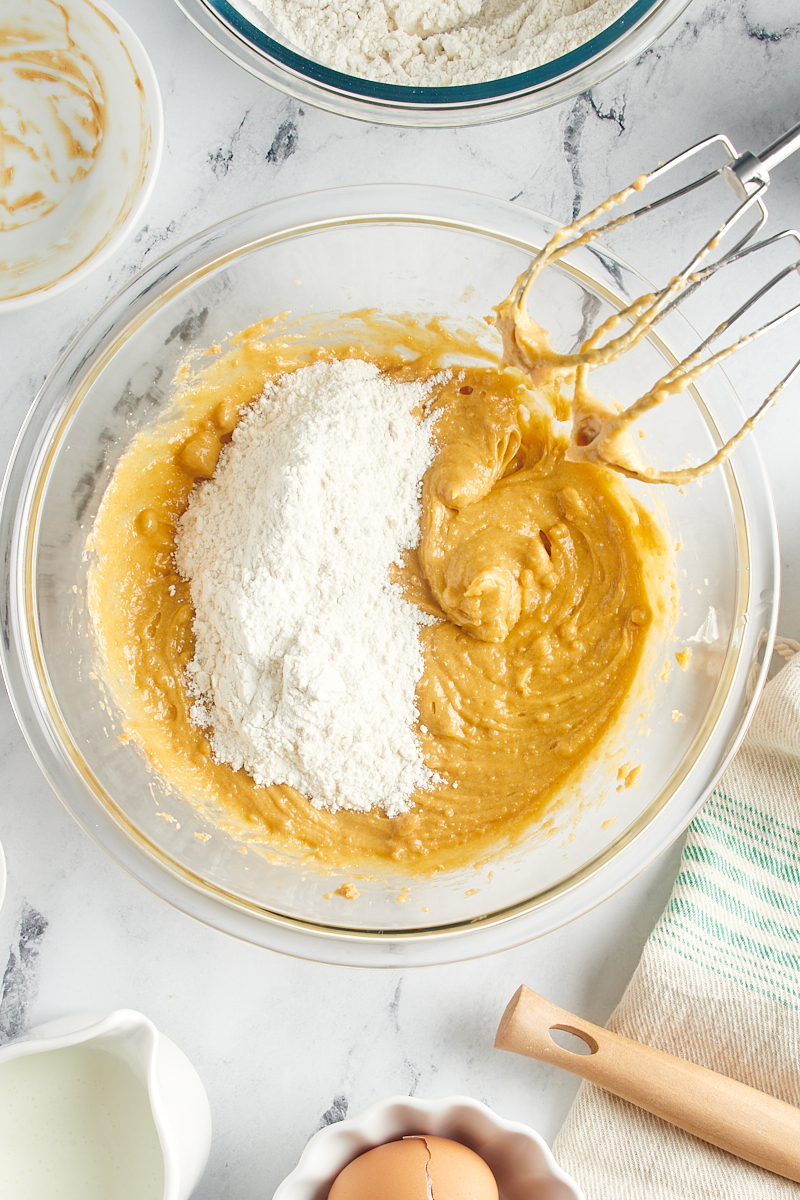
[272,1095,583,1200]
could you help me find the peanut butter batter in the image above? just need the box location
[89,313,671,876]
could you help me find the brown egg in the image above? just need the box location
[425,1136,499,1200]
[327,1134,499,1200]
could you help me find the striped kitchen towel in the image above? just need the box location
[553,643,800,1198]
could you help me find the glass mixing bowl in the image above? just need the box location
[175,0,691,126]
[0,185,777,966]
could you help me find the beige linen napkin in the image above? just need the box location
[553,646,800,1198]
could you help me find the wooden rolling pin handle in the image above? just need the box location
[495,985,800,1184]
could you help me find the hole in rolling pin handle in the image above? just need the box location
[549,1025,599,1056]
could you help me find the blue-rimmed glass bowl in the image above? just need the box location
[174,0,691,126]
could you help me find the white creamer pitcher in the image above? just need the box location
[0,1008,212,1200]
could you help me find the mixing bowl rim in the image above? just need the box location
[0,184,779,965]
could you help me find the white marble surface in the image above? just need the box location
[0,1,799,1195]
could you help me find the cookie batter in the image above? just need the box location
[88,313,670,875]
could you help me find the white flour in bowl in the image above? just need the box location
[246,0,634,86]
[175,358,441,817]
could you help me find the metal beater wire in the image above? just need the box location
[512,120,800,480]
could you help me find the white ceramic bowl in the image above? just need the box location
[0,0,163,310]
[272,1095,583,1200]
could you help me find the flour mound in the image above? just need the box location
[175,358,440,817]
[247,0,633,87]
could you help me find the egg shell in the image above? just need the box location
[425,1136,499,1200]
[327,1138,429,1200]
[327,1134,499,1200]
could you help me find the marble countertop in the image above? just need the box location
[1,1,799,1195]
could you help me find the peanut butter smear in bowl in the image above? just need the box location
[1,187,776,964]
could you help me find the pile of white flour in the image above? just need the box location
[175,358,440,817]
[246,0,632,86]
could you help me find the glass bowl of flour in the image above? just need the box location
[0,184,777,965]
[175,0,690,125]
